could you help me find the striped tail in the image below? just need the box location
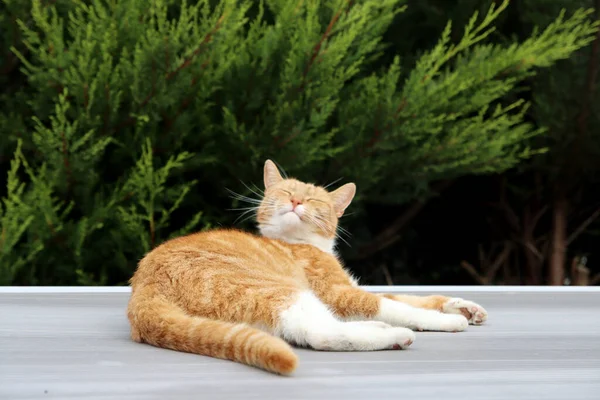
[126,289,298,375]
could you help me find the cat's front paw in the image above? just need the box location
[415,313,468,332]
[442,298,488,325]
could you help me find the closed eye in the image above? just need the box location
[306,198,327,204]
[278,189,292,196]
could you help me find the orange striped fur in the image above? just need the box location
[127,160,487,375]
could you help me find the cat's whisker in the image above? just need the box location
[225,188,264,204]
[304,214,332,238]
[231,206,277,224]
[229,206,260,211]
[233,209,258,224]
[230,200,280,225]
[228,202,277,211]
[308,214,352,248]
[335,234,351,248]
[310,214,352,239]
[240,180,265,199]
[256,221,276,226]
[334,227,352,245]
[337,226,352,238]
[310,215,334,233]
[230,195,262,204]
[228,190,258,197]
[271,160,288,179]
[251,183,265,195]
[229,196,263,206]
[322,176,344,189]
[236,213,260,225]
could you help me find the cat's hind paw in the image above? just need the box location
[442,298,488,325]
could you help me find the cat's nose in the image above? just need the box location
[290,198,303,209]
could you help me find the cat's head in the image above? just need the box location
[256,159,355,253]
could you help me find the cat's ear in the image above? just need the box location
[264,159,284,189]
[329,183,356,218]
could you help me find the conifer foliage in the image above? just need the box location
[0,0,598,285]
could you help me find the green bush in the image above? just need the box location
[0,0,598,285]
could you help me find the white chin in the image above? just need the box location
[281,212,301,226]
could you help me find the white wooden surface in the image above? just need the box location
[1,287,599,400]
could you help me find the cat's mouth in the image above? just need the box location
[285,210,302,218]
[281,210,304,223]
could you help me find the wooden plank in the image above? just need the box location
[1,289,599,400]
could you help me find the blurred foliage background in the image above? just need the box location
[1,0,599,286]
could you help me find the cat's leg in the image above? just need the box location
[180,282,414,352]
[378,294,488,325]
[276,290,415,351]
[344,320,393,329]
[316,285,469,332]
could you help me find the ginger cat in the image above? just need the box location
[127,160,488,375]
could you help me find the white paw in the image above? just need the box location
[439,314,469,332]
[379,327,416,350]
[414,313,468,332]
[377,297,468,332]
[308,323,415,351]
[354,325,415,350]
[443,297,488,325]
